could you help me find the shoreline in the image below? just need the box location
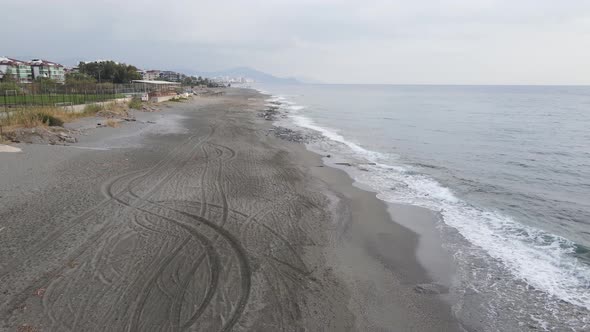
[259,85,590,331]
[0,88,461,331]
[302,147,461,330]
[249,88,463,330]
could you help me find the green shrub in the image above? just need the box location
[83,103,104,114]
[38,112,64,126]
[0,82,21,94]
[128,97,142,109]
[1,108,65,128]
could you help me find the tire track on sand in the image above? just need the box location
[102,133,250,331]
[0,130,204,282]
[2,128,211,320]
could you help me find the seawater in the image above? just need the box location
[256,84,590,331]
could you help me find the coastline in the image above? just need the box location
[302,148,461,331]
[0,88,461,331]
[259,84,590,331]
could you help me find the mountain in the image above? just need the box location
[294,76,324,84]
[193,67,301,84]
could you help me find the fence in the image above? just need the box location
[1,82,184,115]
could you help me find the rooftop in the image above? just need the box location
[29,59,63,67]
[0,57,26,65]
[131,80,181,85]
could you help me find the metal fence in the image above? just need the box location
[2,83,133,111]
[1,82,183,114]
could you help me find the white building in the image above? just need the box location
[143,70,161,81]
[0,57,33,83]
[29,59,65,83]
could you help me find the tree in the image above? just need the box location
[34,77,58,93]
[182,76,200,86]
[78,61,141,83]
[113,64,141,83]
[0,68,20,94]
[65,72,96,85]
[0,68,16,83]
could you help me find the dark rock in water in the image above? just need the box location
[259,106,281,121]
[272,126,317,144]
[326,154,331,158]
[413,283,449,295]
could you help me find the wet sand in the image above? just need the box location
[0,89,460,331]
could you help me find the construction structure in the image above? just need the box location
[131,80,182,102]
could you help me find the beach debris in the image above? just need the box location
[335,162,352,166]
[96,106,131,119]
[193,88,224,96]
[140,105,161,112]
[4,127,78,145]
[413,283,449,295]
[17,324,38,332]
[34,288,46,298]
[58,132,77,143]
[147,121,156,124]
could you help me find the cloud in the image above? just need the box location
[2,0,590,84]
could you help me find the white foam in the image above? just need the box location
[286,105,305,111]
[266,96,287,103]
[291,114,385,160]
[273,93,590,311]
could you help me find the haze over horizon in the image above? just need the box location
[2,0,590,85]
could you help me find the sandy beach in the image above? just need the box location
[0,89,461,331]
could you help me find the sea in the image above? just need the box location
[254,84,590,331]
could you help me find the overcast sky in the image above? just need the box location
[3,0,590,84]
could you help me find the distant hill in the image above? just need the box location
[294,76,324,84]
[193,67,301,84]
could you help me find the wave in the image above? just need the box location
[270,95,590,312]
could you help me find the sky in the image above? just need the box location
[2,0,590,85]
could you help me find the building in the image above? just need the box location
[29,59,65,83]
[159,70,185,82]
[0,57,33,83]
[65,66,79,74]
[1,57,66,83]
[142,70,161,81]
